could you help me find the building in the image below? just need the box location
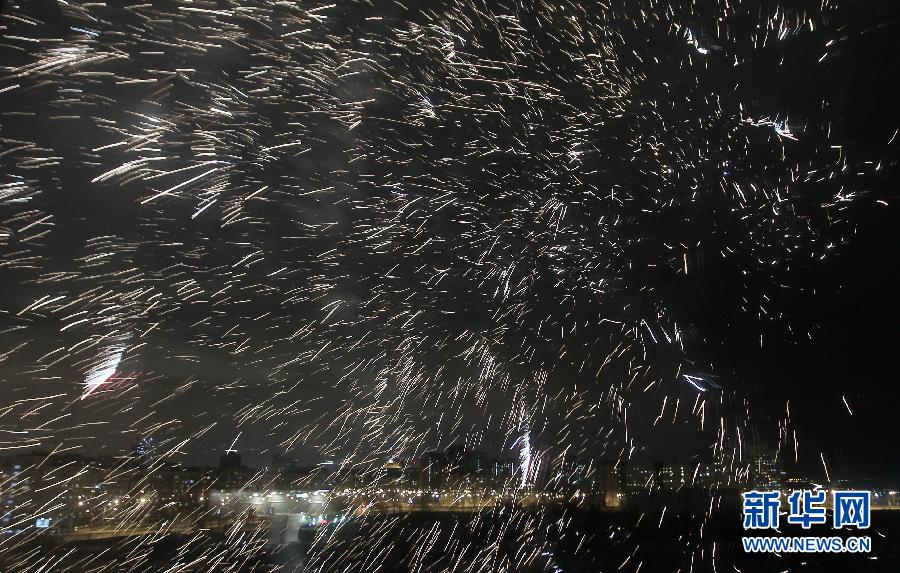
[747,445,785,490]
[382,459,404,486]
[444,445,485,487]
[489,457,516,486]
[596,461,622,507]
[420,451,447,490]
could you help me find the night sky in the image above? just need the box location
[0,0,897,482]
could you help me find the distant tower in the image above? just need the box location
[598,461,622,508]
[748,444,784,490]
[421,451,447,490]
[383,459,404,484]
[445,444,465,471]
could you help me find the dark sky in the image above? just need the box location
[0,0,897,479]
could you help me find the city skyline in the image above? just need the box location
[0,0,897,571]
